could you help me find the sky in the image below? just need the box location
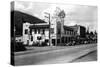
[13,1,98,32]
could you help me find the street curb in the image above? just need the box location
[69,50,97,63]
[15,44,96,56]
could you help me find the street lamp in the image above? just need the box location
[44,12,52,46]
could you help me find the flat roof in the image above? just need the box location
[29,24,50,29]
[64,26,74,31]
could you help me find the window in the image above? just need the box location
[70,31,72,35]
[45,39,49,43]
[65,30,66,34]
[67,31,69,35]
[31,36,33,41]
[50,28,54,34]
[34,29,37,34]
[43,29,45,34]
[69,31,71,35]
[38,29,40,34]
[37,36,42,40]
[66,31,67,34]
[74,32,76,35]
[25,29,28,34]
[64,30,66,34]
[72,32,73,35]
[57,29,61,34]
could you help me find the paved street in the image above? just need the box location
[14,44,97,66]
[71,50,97,62]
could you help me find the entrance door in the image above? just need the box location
[52,39,55,46]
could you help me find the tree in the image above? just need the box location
[90,31,94,35]
[58,10,66,18]
[94,30,97,35]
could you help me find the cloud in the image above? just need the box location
[64,5,97,31]
[14,1,97,32]
[15,1,51,18]
[15,1,25,10]
[65,5,97,22]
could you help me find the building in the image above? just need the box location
[29,23,50,45]
[69,25,86,38]
[23,22,76,46]
[11,11,46,37]
[22,13,76,46]
[22,8,77,46]
[19,8,86,46]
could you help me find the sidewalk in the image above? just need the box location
[14,44,97,65]
[14,44,96,56]
[35,46,97,64]
[14,46,69,56]
[70,50,97,62]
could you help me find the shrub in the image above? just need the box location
[11,41,26,52]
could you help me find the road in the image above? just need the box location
[71,50,97,62]
[14,44,97,66]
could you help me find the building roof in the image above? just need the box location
[68,25,86,31]
[30,24,74,31]
[11,10,46,36]
[69,25,85,28]
[29,24,50,29]
[63,26,74,31]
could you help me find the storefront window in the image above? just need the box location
[43,29,45,34]
[57,29,61,34]
[50,28,54,34]
[34,29,37,34]
[38,29,40,34]
[25,29,28,34]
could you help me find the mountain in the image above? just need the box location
[11,10,46,36]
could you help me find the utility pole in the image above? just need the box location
[44,12,52,46]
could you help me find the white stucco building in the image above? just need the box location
[22,8,78,46]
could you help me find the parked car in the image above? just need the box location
[11,41,26,52]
